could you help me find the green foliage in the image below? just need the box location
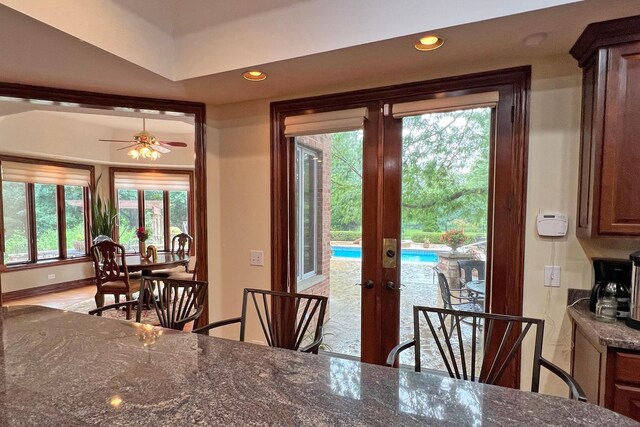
[409,231,442,244]
[330,131,363,230]
[329,108,490,234]
[90,175,117,239]
[329,230,361,241]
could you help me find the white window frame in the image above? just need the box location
[296,142,319,282]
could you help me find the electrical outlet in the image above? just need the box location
[250,250,264,266]
[544,266,560,287]
[47,274,56,280]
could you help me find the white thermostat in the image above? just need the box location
[536,213,568,237]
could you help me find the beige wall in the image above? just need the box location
[206,53,640,393]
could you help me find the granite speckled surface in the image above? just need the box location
[0,305,636,426]
[568,300,640,351]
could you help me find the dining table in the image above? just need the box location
[0,305,634,426]
[465,279,486,296]
[122,252,189,276]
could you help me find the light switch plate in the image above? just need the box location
[544,265,560,287]
[250,250,264,266]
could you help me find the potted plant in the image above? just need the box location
[439,229,467,253]
[136,227,149,254]
[90,175,117,242]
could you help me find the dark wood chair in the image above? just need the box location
[387,306,587,402]
[88,276,208,332]
[90,241,140,320]
[153,233,194,278]
[194,288,328,354]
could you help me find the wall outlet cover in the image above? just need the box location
[544,265,560,287]
[250,250,264,266]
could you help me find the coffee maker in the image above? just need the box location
[589,258,631,318]
[626,252,640,330]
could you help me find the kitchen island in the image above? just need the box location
[0,305,634,426]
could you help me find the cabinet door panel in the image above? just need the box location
[600,42,640,234]
[613,383,640,421]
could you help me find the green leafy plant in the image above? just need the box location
[90,175,117,239]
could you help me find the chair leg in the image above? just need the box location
[114,294,120,304]
[125,293,132,320]
[94,293,105,309]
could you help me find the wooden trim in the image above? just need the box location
[1,277,95,302]
[271,66,530,383]
[570,14,640,67]
[0,153,95,171]
[163,191,171,251]
[4,256,92,272]
[57,185,67,259]
[26,183,37,262]
[0,82,207,322]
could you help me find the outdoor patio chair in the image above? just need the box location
[434,269,483,333]
[193,288,328,354]
[386,306,587,402]
[457,260,485,286]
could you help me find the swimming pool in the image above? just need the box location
[331,246,439,263]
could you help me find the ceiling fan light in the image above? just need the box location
[128,148,140,159]
[150,151,160,160]
[139,146,152,157]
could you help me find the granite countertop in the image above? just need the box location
[0,305,635,426]
[568,301,640,351]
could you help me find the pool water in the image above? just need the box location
[331,246,439,263]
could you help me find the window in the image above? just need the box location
[0,157,92,266]
[295,144,320,281]
[112,169,193,253]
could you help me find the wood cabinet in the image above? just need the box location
[571,15,640,237]
[572,323,640,421]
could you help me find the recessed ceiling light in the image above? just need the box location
[415,35,444,51]
[242,70,267,81]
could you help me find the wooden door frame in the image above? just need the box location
[271,67,530,384]
[0,82,208,323]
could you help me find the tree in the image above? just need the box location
[329,108,490,234]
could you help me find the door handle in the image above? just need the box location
[355,280,374,289]
[386,281,404,290]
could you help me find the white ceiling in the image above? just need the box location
[0,0,639,105]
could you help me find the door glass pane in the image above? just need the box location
[2,181,29,263]
[34,183,59,260]
[400,108,490,369]
[169,190,188,237]
[144,190,165,249]
[117,189,139,252]
[296,130,364,359]
[65,185,86,257]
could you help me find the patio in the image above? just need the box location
[323,257,483,371]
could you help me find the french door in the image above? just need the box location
[272,67,529,387]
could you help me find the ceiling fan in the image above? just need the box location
[99,118,188,160]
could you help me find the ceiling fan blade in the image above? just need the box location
[99,139,136,143]
[116,145,135,151]
[153,145,171,154]
[158,141,188,147]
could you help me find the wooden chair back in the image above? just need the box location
[91,241,131,290]
[171,233,192,257]
[140,276,207,331]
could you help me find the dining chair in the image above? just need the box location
[88,276,208,331]
[153,233,194,278]
[90,241,140,320]
[194,288,328,354]
[386,306,587,402]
